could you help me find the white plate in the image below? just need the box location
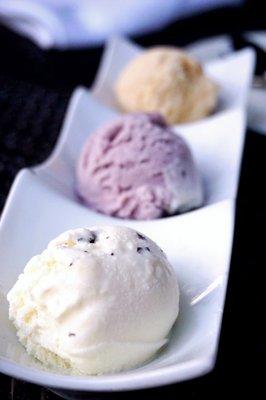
[0,38,254,394]
[185,32,266,136]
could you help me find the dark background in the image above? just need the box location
[0,1,265,398]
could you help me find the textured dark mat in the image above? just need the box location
[0,76,71,210]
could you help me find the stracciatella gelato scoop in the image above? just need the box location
[115,47,218,124]
[7,226,179,375]
[76,113,203,220]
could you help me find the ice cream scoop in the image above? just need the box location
[7,226,179,375]
[115,47,218,124]
[76,112,203,220]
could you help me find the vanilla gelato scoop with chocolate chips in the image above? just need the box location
[7,226,179,375]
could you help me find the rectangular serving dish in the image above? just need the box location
[0,38,254,394]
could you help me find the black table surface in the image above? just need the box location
[0,1,266,399]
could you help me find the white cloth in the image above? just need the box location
[0,0,242,49]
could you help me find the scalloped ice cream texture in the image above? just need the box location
[76,113,203,220]
[7,226,179,375]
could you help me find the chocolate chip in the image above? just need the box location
[77,231,97,244]
[137,233,146,240]
[68,333,76,337]
[110,252,114,256]
[84,250,88,253]
[106,236,109,239]
[69,262,73,267]
[137,246,151,254]
[88,232,96,243]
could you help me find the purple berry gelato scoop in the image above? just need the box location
[76,113,203,220]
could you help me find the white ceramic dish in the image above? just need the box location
[0,37,254,395]
[186,32,266,136]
